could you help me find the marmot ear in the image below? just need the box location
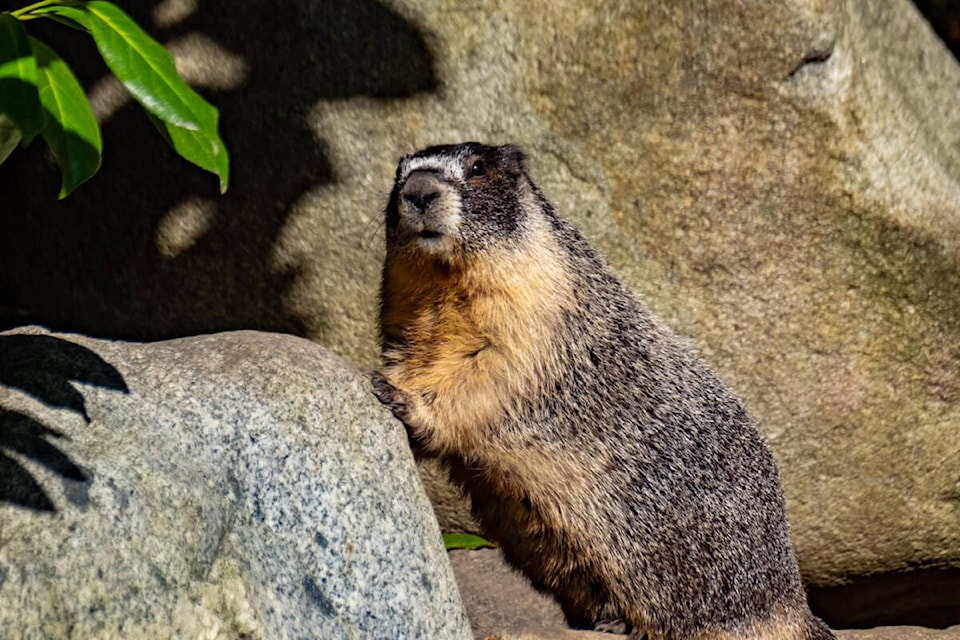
[500,145,526,176]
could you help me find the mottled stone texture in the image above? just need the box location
[1,0,959,625]
[452,548,960,640]
[0,328,470,639]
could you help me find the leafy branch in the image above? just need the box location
[0,0,228,198]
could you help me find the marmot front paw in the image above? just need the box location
[370,371,409,422]
[370,371,428,454]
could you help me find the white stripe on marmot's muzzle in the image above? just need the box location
[401,152,466,183]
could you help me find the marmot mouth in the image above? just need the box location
[418,230,442,240]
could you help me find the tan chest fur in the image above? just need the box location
[380,226,575,459]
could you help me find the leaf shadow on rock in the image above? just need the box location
[0,334,128,512]
[0,0,437,341]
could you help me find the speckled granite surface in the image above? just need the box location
[0,328,470,639]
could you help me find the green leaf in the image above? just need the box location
[84,1,228,190]
[0,113,22,165]
[29,4,92,32]
[147,111,229,193]
[0,13,42,144]
[29,36,102,198]
[442,533,496,550]
[84,1,210,129]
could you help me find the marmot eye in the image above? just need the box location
[468,159,486,178]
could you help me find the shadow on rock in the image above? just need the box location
[0,334,128,511]
[912,0,960,61]
[810,567,960,630]
[0,0,437,340]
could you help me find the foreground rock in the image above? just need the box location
[0,327,470,639]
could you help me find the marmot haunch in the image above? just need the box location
[372,142,834,640]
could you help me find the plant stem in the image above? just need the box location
[12,0,58,18]
[11,0,77,19]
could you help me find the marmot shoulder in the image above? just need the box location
[373,142,834,640]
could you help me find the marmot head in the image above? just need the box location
[385,142,544,263]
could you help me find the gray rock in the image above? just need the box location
[451,548,960,640]
[0,327,470,639]
[449,549,565,640]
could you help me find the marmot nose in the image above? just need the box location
[401,171,441,213]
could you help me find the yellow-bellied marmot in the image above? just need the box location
[372,142,834,640]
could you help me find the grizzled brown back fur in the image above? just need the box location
[374,142,834,640]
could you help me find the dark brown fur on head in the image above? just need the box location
[385,142,541,264]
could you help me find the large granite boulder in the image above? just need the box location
[0,327,470,639]
[1,0,959,626]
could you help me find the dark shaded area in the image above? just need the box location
[0,0,436,340]
[809,568,960,628]
[303,575,336,618]
[913,0,960,59]
[0,334,128,419]
[0,334,127,511]
[784,47,834,82]
[0,410,83,511]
